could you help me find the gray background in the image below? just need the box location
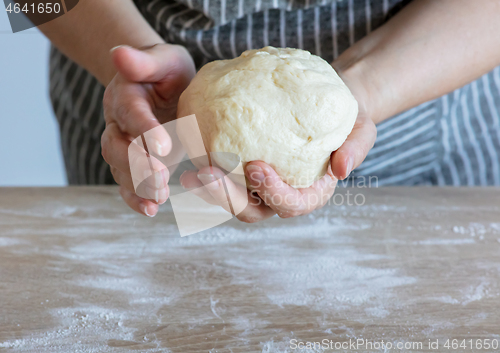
[0,9,66,186]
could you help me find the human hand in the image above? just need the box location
[101,44,196,217]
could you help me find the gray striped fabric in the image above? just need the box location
[49,0,500,186]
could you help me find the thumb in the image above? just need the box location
[110,44,177,83]
[330,114,377,180]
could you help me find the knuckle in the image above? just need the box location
[110,167,120,182]
[115,104,131,126]
[101,149,110,165]
[169,45,189,66]
[102,87,112,107]
[102,89,114,122]
[100,131,113,163]
[118,101,150,133]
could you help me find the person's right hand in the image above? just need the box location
[101,44,196,217]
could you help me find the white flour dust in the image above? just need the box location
[2,194,499,352]
[435,280,492,306]
[0,307,166,352]
[416,238,475,245]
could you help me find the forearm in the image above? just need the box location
[334,0,500,124]
[38,0,165,86]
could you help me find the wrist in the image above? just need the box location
[332,47,389,125]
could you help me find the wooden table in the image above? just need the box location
[0,187,500,352]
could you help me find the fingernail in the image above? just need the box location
[143,204,155,218]
[346,157,354,178]
[155,140,163,156]
[246,165,264,181]
[179,171,194,190]
[179,171,188,188]
[180,178,196,191]
[198,173,219,190]
[110,44,130,53]
[180,182,196,191]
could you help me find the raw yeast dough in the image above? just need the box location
[177,46,358,188]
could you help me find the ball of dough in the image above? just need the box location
[177,46,358,188]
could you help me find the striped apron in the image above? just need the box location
[49,0,500,186]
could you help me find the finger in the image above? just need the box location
[179,171,255,214]
[190,167,275,223]
[245,161,307,217]
[245,161,337,218]
[241,190,276,223]
[119,185,159,217]
[196,167,238,215]
[102,122,170,189]
[179,170,218,205]
[180,170,254,211]
[112,167,169,205]
[110,166,135,192]
[330,114,377,180]
[103,83,172,156]
[179,169,203,189]
[111,44,194,84]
